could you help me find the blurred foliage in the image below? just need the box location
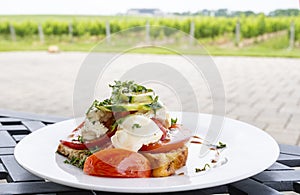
[0,15,299,40]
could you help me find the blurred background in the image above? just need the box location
[0,0,299,146]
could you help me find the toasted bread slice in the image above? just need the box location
[57,143,90,160]
[142,146,188,177]
[57,143,188,177]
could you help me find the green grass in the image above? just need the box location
[205,35,300,58]
[0,33,299,58]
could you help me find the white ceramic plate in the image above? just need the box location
[15,112,279,193]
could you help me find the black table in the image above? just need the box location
[0,109,299,195]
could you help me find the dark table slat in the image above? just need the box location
[280,144,300,156]
[21,120,46,132]
[253,170,300,182]
[0,181,88,195]
[200,185,228,194]
[266,162,294,171]
[0,163,7,179]
[0,131,16,147]
[263,181,294,192]
[277,153,300,167]
[97,189,212,195]
[58,192,95,195]
[294,182,300,193]
[0,155,43,182]
[0,109,67,123]
[253,170,300,191]
[228,179,281,195]
[0,147,14,156]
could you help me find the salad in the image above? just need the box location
[57,81,191,178]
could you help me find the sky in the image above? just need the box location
[0,0,299,15]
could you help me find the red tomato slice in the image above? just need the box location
[83,148,151,178]
[60,140,88,150]
[139,137,189,153]
[61,124,117,150]
[140,125,192,153]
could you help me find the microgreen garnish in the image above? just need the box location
[71,135,84,143]
[195,164,211,172]
[111,122,118,131]
[85,81,161,114]
[86,100,98,114]
[86,99,111,114]
[171,118,178,126]
[132,123,142,129]
[64,156,87,169]
[148,96,162,114]
[216,141,226,149]
[77,135,84,143]
[109,80,153,104]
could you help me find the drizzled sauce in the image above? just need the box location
[190,141,202,144]
[190,135,227,173]
[192,135,202,139]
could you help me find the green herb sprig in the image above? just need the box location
[195,164,211,172]
[148,96,162,114]
[216,141,226,149]
[171,118,178,126]
[132,123,142,129]
[109,80,153,104]
[64,156,87,169]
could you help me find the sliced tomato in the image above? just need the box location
[140,125,192,153]
[60,135,110,150]
[139,137,189,153]
[151,118,167,141]
[61,126,117,150]
[60,140,88,150]
[83,148,151,178]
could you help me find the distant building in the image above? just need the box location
[127,8,164,16]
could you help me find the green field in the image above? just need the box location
[0,15,299,57]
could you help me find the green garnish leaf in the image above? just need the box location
[132,123,142,129]
[86,100,98,114]
[148,96,162,114]
[216,141,226,149]
[71,135,84,143]
[64,159,69,164]
[195,163,211,172]
[171,118,178,126]
[111,122,118,131]
[78,135,84,143]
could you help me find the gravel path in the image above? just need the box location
[0,52,299,145]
